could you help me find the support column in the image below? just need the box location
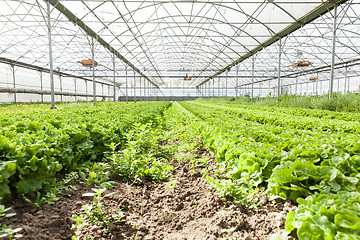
[251,55,255,103]
[218,77,220,97]
[204,83,207,98]
[85,80,88,101]
[307,82,309,94]
[213,78,215,97]
[140,76,142,101]
[329,6,338,100]
[315,74,318,96]
[347,67,350,93]
[133,71,136,103]
[320,78,323,95]
[60,75,63,102]
[225,71,228,98]
[144,78,146,101]
[277,38,282,102]
[47,0,55,109]
[102,84,104,100]
[74,77,77,102]
[344,66,348,93]
[40,71,44,102]
[208,81,211,98]
[91,37,96,106]
[235,65,239,100]
[113,51,116,102]
[295,77,298,95]
[148,81,150,100]
[11,65,16,103]
[125,66,128,104]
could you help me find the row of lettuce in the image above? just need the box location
[201,99,360,122]
[0,102,171,200]
[175,101,360,240]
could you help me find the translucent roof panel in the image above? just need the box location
[0,0,354,89]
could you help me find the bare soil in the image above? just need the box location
[3,157,295,240]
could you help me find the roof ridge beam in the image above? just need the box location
[197,0,349,87]
[47,0,159,88]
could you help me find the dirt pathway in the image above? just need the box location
[3,154,295,240]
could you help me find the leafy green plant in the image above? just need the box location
[110,123,173,182]
[0,203,22,239]
[78,162,114,189]
[81,189,125,228]
[286,191,360,239]
[22,171,79,207]
[71,214,86,240]
[0,101,171,199]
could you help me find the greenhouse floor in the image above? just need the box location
[3,148,294,240]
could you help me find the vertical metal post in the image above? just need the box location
[148,81,150,100]
[91,37,96,106]
[295,77,298,95]
[108,85,110,101]
[277,38,282,102]
[225,71,228,98]
[47,1,55,109]
[144,78,146,101]
[125,66,128,103]
[74,78,77,102]
[344,66,348,93]
[207,82,209,98]
[169,79,172,100]
[320,78,323,95]
[139,76,142,101]
[40,71,43,102]
[60,75,63,102]
[315,74,318,96]
[213,78,215,97]
[235,65,239,100]
[208,81,211,98]
[347,67,350,93]
[183,79,185,98]
[204,83,206,98]
[307,82,309,94]
[251,55,255,103]
[85,80,88,101]
[102,84,104,99]
[312,80,315,95]
[133,71,136,103]
[113,52,116,102]
[218,77,220,97]
[11,65,16,103]
[329,6,337,100]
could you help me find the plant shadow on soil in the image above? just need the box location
[3,146,295,240]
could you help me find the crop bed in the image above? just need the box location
[1,101,360,239]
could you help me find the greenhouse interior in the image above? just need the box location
[2,1,360,240]
[1,0,359,104]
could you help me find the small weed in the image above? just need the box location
[78,162,114,189]
[0,203,22,239]
[82,188,125,228]
[164,179,178,190]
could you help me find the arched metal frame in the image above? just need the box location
[1,0,360,101]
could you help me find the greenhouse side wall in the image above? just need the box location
[0,62,116,104]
